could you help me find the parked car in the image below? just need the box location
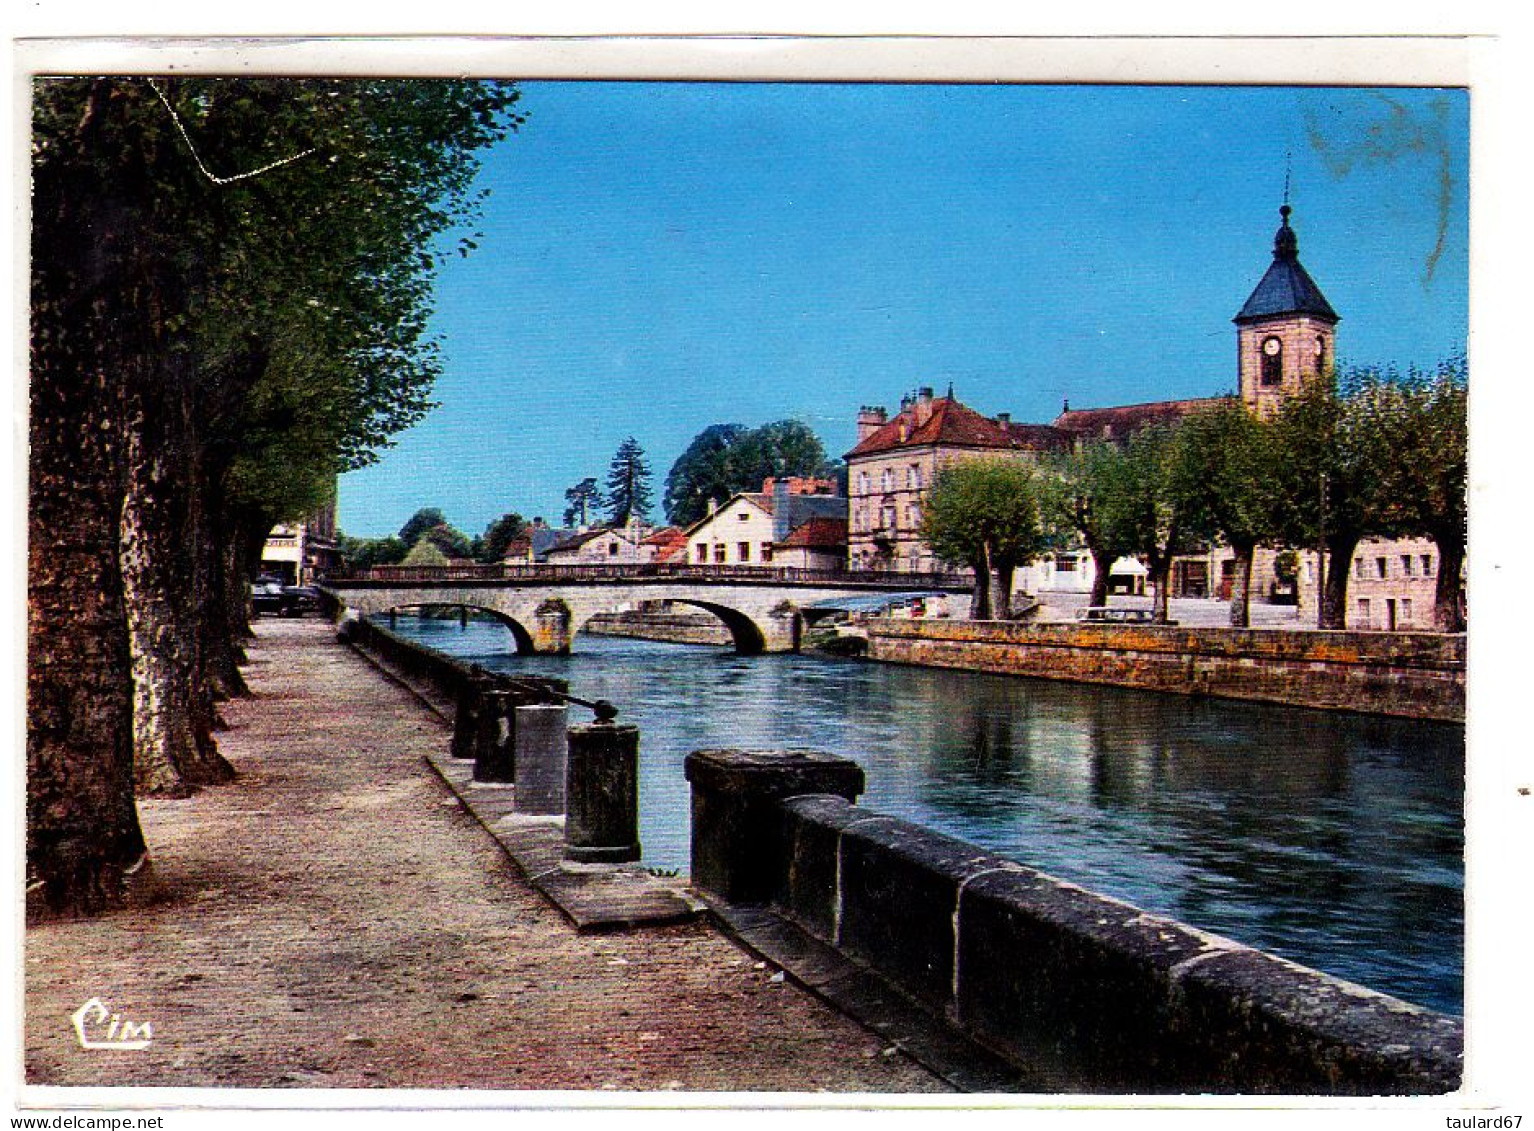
[280,585,322,616]
[250,576,286,616]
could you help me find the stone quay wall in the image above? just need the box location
[866,619,1465,721]
[684,749,1464,1096]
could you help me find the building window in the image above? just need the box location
[907,464,921,489]
[1401,554,1414,577]
[882,506,896,530]
[608,541,620,557]
[1354,556,1364,578]
[737,511,750,521]
[738,541,751,562]
[1357,598,1371,628]
[1261,336,1283,386]
[1055,553,1077,572]
[1401,598,1413,623]
[1314,335,1328,377]
[761,543,774,563]
[695,543,707,564]
[881,468,893,492]
[1376,557,1388,580]
[857,471,870,494]
[1422,554,1434,576]
[713,543,726,564]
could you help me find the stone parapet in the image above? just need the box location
[757,791,1463,1095]
[866,619,1464,721]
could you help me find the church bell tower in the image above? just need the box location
[1234,205,1340,418]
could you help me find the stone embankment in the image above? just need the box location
[23,617,947,1094]
[868,619,1464,722]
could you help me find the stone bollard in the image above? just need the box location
[683,749,865,906]
[472,688,515,783]
[514,703,569,815]
[564,720,641,863]
[450,669,491,761]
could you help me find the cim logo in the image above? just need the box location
[71,998,152,1051]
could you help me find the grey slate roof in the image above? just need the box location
[1234,206,1339,325]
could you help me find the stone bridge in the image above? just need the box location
[321,564,971,655]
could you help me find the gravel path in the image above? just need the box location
[24,617,948,1094]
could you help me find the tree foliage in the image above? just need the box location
[604,437,654,525]
[562,477,603,528]
[663,420,832,525]
[920,459,1052,619]
[478,512,528,563]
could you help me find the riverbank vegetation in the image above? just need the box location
[29,77,522,917]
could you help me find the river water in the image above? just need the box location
[387,615,1464,1015]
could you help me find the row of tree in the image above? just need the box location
[921,361,1467,631]
[340,508,530,569]
[29,78,522,917]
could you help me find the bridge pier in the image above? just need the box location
[534,599,574,654]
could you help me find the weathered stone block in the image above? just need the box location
[777,794,877,942]
[836,818,1011,1013]
[684,749,864,906]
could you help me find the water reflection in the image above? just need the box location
[385,615,1463,1015]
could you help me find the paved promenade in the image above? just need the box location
[24,617,947,1095]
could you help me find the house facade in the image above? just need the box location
[685,478,845,568]
[260,500,339,585]
[845,389,1069,573]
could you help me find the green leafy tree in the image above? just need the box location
[663,420,833,526]
[478,512,528,563]
[1041,442,1142,608]
[604,438,654,525]
[1268,367,1411,629]
[1370,354,1467,631]
[399,508,449,549]
[338,533,407,571]
[663,424,746,525]
[920,459,1052,619]
[402,537,450,566]
[563,478,604,528]
[1166,400,1282,627]
[27,76,520,915]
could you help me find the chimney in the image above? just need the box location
[773,477,792,544]
[708,497,719,515]
[912,386,936,427]
[995,412,1011,425]
[856,405,888,442]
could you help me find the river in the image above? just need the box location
[386,614,1464,1016]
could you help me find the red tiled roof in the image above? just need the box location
[778,517,848,549]
[846,397,1071,458]
[1051,397,1230,440]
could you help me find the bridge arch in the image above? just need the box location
[569,598,770,656]
[381,601,537,655]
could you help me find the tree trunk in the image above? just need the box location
[993,557,1017,620]
[120,369,235,796]
[28,80,155,915]
[1431,530,1466,633]
[1228,542,1256,628]
[970,546,992,620]
[1087,546,1113,607]
[1320,532,1361,630]
[1150,556,1173,624]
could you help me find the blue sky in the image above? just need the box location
[337,82,1469,539]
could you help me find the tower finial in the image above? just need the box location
[1282,148,1292,208]
[1273,201,1297,260]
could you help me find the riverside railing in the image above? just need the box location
[325,561,973,591]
